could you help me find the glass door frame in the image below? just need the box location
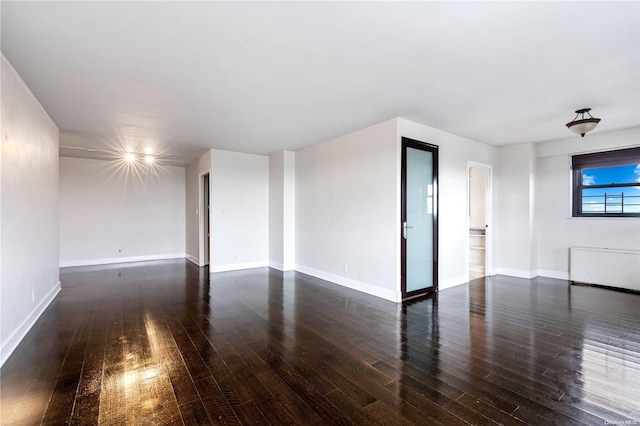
[401,137,439,300]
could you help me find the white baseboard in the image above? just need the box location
[185,254,200,266]
[268,261,295,272]
[439,274,469,290]
[294,264,399,302]
[210,261,269,273]
[269,261,284,271]
[493,267,570,281]
[1,281,61,367]
[536,269,570,280]
[60,253,186,268]
[493,267,538,279]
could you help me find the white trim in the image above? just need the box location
[185,254,200,266]
[494,267,538,279]
[1,281,61,367]
[210,261,269,273]
[295,264,399,302]
[60,253,186,268]
[269,261,284,271]
[199,170,212,268]
[537,269,570,280]
[439,274,469,290]
[466,161,493,279]
[268,261,295,272]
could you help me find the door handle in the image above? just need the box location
[402,221,413,239]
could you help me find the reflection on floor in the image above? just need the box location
[469,271,485,280]
[1,259,639,425]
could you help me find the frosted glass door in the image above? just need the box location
[402,139,437,298]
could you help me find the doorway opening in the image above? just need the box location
[467,163,492,280]
[200,173,210,266]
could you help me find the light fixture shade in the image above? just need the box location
[566,108,601,137]
[567,120,599,136]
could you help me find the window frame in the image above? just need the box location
[571,147,640,218]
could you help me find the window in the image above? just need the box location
[572,147,640,217]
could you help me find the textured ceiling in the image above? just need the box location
[2,1,638,165]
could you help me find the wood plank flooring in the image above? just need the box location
[1,259,639,425]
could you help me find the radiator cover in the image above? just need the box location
[570,246,640,291]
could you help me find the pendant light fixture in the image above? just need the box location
[566,108,601,137]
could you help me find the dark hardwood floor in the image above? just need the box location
[1,260,639,425]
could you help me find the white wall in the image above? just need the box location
[269,151,295,271]
[296,119,399,301]
[494,142,537,278]
[397,118,499,289]
[185,151,212,265]
[295,118,499,301]
[535,127,640,278]
[282,152,296,270]
[210,149,269,272]
[269,152,284,268]
[1,56,60,366]
[59,157,186,266]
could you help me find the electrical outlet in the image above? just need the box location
[32,289,36,303]
[343,265,348,273]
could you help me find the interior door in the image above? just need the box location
[203,173,210,265]
[401,138,438,299]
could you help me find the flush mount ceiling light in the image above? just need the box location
[59,146,178,165]
[566,108,601,137]
[124,152,137,163]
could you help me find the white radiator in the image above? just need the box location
[570,246,640,291]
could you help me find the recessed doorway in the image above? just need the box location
[467,163,492,280]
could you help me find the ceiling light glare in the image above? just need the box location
[144,155,155,164]
[124,152,137,163]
